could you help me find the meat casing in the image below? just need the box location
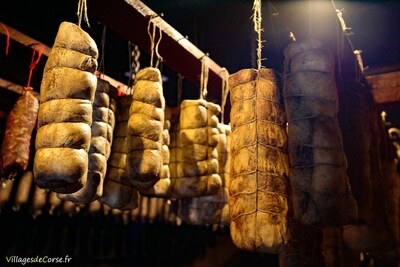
[127,68,165,190]
[283,38,357,226]
[58,79,117,203]
[34,22,98,194]
[1,92,38,176]
[229,68,289,253]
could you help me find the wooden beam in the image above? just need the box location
[367,70,400,105]
[0,21,128,93]
[0,77,40,99]
[0,22,51,56]
[88,0,226,100]
[0,77,24,95]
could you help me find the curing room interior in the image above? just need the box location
[0,0,399,266]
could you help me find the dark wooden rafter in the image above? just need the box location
[0,21,127,92]
[367,70,400,107]
[87,0,226,101]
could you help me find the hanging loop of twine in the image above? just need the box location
[252,0,264,70]
[219,68,229,124]
[199,55,209,99]
[0,23,10,56]
[77,0,90,28]
[147,14,163,68]
[26,43,45,90]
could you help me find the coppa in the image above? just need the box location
[99,95,138,210]
[34,22,98,194]
[228,68,289,254]
[1,91,38,178]
[58,79,118,203]
[283,38,357,226]
[127,67,165,191]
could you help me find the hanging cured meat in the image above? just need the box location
[34,22,98,194]
[342,112,396,252]
[1,91,39,178]
[32,185,48,218]
[141,108,171,197]
[127,67,165,191]
[48,191,62,215]
[58,79,117,203]
[229,68,289,253]
[168,113,181,198]
[279,221,324,267]
[172,99,222,197]
[100,96,138,210]
[338,81,373,227]
[283,38,357,226]
[13,171,33,211]
[180,123,231,226]
[0,180,14,210]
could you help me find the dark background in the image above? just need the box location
[0,1,399,266]
[1,0,400,88]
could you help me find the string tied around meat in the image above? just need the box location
[0,23,10,56]
[77,0,90,28]
[25,43,45,91]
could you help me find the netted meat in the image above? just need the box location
[279,221,324,267]
[229,68,289,253]
[127,68,165,191]
[100,96,138,210]
[171,99,222,198]
[283,38,357,226]
[34,22,98,194]
[140,108,171,197]
[58,79,117,203]
[180,123,231,226]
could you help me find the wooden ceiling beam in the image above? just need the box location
[0,21,128,93]
[367,70,400,106]
[87,0,226,101]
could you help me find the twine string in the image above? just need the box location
[77,0,90,28]
[199,55,209,99]
[26,43,45,90]
[0,23,10,56]
[252,0,264,70]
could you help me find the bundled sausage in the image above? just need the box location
[100,96,138,210]
[34,22,98,194]
[229,68,289,253]
[140,108,171,197]
[283,38,357,225]
[13,171,33,211]
[180,123,231,225]
[127,68,165,191]
[1,91,39,178]
[172,99,222,197]
[58,79,117,203]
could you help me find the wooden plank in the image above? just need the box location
[0,22,129,93]
[0,77,40,99]
[88,0,225,101]
[0,77,24,95]
[0,22,51,56]
[367,71,400,105]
